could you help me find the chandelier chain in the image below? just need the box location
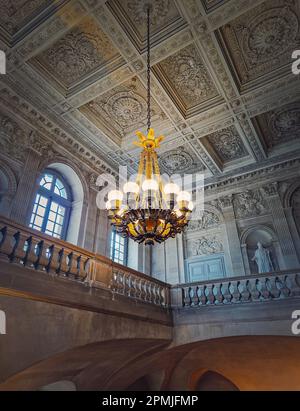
[147,6,151,133]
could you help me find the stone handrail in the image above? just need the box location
[171,270,300,307]
[0,216,170,307]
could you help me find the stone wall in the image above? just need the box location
[152,166,300,284]
[0,137,300,283]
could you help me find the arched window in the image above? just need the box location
[110,229,128,265]
[30,170,72,240]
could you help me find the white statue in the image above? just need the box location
[251,242,274,273]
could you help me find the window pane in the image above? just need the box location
[48,211,56,222]
[58,205,65,216]
[110,231,127,265]
[37,206,46,217]
[46,221,54,232]
[54,225,62,235]
[39,196,48,207]
[50,202,58,212]
[56,214,64,225]
[34,216,43,227]
[40,174,53,190]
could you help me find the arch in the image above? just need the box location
[282,181,300,209]
[0,161,18,217]
[192,370,239,391]
[240,224,277,245]
[33,158,89,246]
[240,224,281,274]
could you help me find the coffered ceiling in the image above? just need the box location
[0,0,300,184]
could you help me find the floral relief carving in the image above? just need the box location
[0,114,28,161]
[107,0,185,53]
[154,43,219,111]
[159,146,205,174]
[0,0,50,35]
[219,0,300,85]
[255,103,300,149]
[80,78,166,136]
[186,210,220,231]
[204,126,248,162]
[233,189,268,219]
[34,17,121,86]
[189,235,223,256]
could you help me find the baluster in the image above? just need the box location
[247,278,261,301]
[47,244,61,274]
[259,277,271,300]
[191,286,199,306]
[150,282,156,304]
[206,284,215,305]
[59,248,70,276]
[239,280,251,302]
[135,278,142,300]
[25,236,41,269]
[230,281,241,303]
[66,252,78,278]
[38,240,53,271]
[266,277,280,299]
[287,273,300,297]
[183,287,191,306]
[140,279,146,301]
[146,281,152,302]
[198,285,207,305]
[0,227,18,260]
[160,287,167,306]
[33,240,44,270]
[278,275,291,298]
[12,232,28,264]
[78,256,89,281]
[214,283,224,305]
[221,282,232,304]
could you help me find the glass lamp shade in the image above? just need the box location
[142,179,159,191]
[176,191,191,202]
[164,183,180,195]
[108,190,123,201]
[188,201,194,210]
[123,181,140,194]
[105,200,112,210]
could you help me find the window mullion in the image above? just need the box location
[42,196,52,233]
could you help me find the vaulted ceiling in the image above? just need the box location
[0,0,300,184]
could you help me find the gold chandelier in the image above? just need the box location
[106,7,193,245]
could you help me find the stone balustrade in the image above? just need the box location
[0,216,170,307]
[172,270,300,307]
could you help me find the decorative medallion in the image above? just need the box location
[33,17,121,87]
[79,77,166,137]
[219,0,300,86]
[154,43,219,114]
[254,102,300,149]
[204,126,248,162]
[0,0,51,35]
[107,0,185,52]
[159,146,205,174]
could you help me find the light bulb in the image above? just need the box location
[176,191,191,202]
[164,183,180,195]
[105,200,112,210]
[108,190,123,201]
[142,179,159,191]
[123,181,139,194]
[188,201,194,210]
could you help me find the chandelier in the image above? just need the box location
[106,6,193,245]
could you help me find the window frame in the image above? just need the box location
[30,169,72,240]
[110,228,128,266]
